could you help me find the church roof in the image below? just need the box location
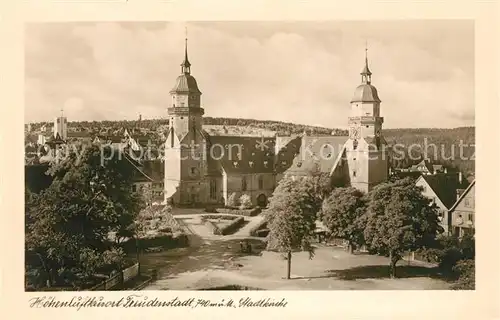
[350,84,381,103]
[205,135,277,175]
[170,74,202,94]
[284,135,349,176]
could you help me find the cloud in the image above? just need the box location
[24,21,474,128]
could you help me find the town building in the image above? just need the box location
[415,172,468,235]
[163,39,389,207]
[449,179,475,237]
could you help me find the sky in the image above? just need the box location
[25,21,474,129]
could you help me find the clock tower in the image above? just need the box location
[345,47,389,193]
[164,33,208,205]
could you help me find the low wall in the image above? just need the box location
[123,263,140,283]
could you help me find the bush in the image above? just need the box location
[204,205,218,213]
[417,235,475,278]
[451,259,475,290]
[227,192,239,207]
[239,194,253,209]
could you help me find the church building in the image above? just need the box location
[164,38,389,207]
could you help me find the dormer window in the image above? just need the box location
[281,161,287,166]
[264,160,269,168]
[233,161,239,168]
[249,161,254,168]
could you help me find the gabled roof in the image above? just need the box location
[284,135,349,176]
[418,173,464,209]
[449,179,475,212]
[205,135,276,174]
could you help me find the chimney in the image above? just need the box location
[458,171,463,184]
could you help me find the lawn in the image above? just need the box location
[142,240,451,290]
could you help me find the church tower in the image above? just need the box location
[345,47,389,193]
[164,32,208,205]
[53,108,67,140]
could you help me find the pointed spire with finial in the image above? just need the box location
[361,40,372,84]
[181,26,191,74]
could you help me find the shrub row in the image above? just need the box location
[249,219,268,237]
[121,233,189,251]
[217,207,262,217]
[218,216,246,235]
[201,214,238,221]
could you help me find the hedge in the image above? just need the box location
[217,207,262,217]
[201,214,238,221]
[121,233,189,252]
[218,216,246,235]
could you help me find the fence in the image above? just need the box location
[89,263,140,291]
[123,263,140,283]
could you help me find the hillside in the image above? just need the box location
[27,117,475,176]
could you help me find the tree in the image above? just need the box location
[363,177,443,278]
[25,144,144,288]
[227,192,239,207]
[321,187,367,253]
[265,176,318,279]
[239,194,253,209]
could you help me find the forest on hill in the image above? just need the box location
[29,117,475,176]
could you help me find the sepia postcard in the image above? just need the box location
[1,1,499,319]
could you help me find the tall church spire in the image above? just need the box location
[181,27,191,74]
[361,41,372,84]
